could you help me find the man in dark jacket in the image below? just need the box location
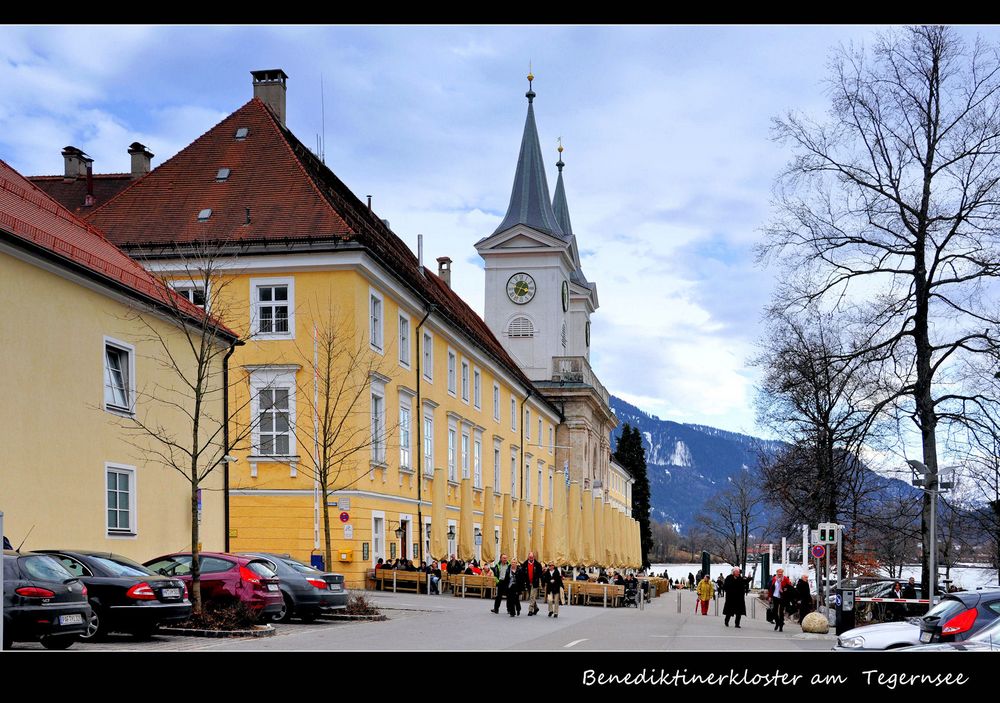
[491,554,510,614]
[543,562,564,618]
[767,568,794,632]
[794,573,812,621]
[723,567,751,628]
[522,551,543,615]
[901,577,918,616]
[505,559,525,616]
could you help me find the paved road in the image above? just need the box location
[10,588,836,651]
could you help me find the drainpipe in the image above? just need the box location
[222,339,244,552]
[415,303,438,567]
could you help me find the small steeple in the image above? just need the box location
[492,72,566,238]
[550,140,590,288]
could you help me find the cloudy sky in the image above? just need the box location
[6,25,996,437]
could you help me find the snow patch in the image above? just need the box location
[669,440,693,467]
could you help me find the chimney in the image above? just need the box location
[62,146,91,179]
[437,256,452,288]
[251,69,288,127]
[128,142,154,178]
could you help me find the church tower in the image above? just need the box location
[476,73,617,496]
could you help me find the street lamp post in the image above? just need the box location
[908,459,954,605]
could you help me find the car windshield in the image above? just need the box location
[90,555,153,577]
[146,556,193,576]
[20,555,74,582]
[246,561,277,579]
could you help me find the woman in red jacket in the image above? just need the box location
[767,568,794,632]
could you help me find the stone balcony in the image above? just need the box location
[550,356,610,405]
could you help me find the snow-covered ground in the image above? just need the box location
[649,562,999,590]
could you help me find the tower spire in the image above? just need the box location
[492,72,566,238]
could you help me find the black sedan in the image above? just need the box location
[237,553,348,622]
[3,550,91,650]
[36,550,191,640]
[916,587,1000,645]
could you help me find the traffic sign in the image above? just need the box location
[811,544,826,559]
[339,511,350,523]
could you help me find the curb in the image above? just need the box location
[159,624,277,638]
[319,613,388,622]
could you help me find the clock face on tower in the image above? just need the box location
[507,272,536,305]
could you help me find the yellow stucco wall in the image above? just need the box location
[0,249,225,561]
[209,259,560,587]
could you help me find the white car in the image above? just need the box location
[834,620,922,651]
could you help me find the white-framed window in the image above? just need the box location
[473,435,482,489]
[461,360,470,403]
[105,463,136,536]
[399,397,412,471]
[398,313,411,367]
[423,332,433,382]
[526,409,531,441]
[448,425,457,482]
[170,281,208,309]
[447,349,457,395]
[461,431,470,480]
[494,527,501,562]
[103,337,135,415]
[537,462,543,508]
[493,440,502,490]
[249,367,297,457]
[250,277,294,339]
[370,288,384,352]
[473,368,481,409]
[510,449,517,498]
[372,512,386,566]
[538,418,542,446]
[423,408,434,477]
[511,398,517,432]
[525,455,533,503]
[447,519,457,557]
[371,378,387,465]
[474,521,482,562]
[493,383,500,422]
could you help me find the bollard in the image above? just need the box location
[714,596,719,616]
[677,590,682,613]
[426,574,431,594]
[568,583,572,605]
[751,596,755,619]
[639,588,644,611]
[393,572,397,593]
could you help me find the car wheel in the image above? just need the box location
[79,605,105,641]
[40,634,77,650]
[2,627,12,650]
[273,593,293,623]
[300,612,317,623]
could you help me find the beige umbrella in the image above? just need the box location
[481,486,496,564]
[581,489,595,567]
[609,505,620,567]
[516,497,529,561]
[567,481,581,565]
[603,501,615,567]
[542,506,554,564]
[431,466,448,560]
[458,478,474,562]
[593,495,605,568]
[500,494,514,560]
[617,510,626,568]
[553,470,568,564]
[633,518,642,568]
[531,502,544,562]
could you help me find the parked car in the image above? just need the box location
[834,588,1000,650]
[36,549,191,640]
[238,553,348,622]
[3,550,91,649]
[143,552,282,621]
[897,614,1000,651]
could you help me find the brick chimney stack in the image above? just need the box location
[251,69,288,127]
[128,142,154,178]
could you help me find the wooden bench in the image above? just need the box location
[568,581,624,607]
[449,573,496,598]
[373,569,426,593]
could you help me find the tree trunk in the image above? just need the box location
[190,480,201,614]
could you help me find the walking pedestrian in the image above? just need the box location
[544,562,564,618]
[767,568,793,632]
[523,551,543,615]
[794,572,813,622]
[716,573,725,598]
[697,574,715,616]
[491,554,510,614]
[506,559,525,617]
[722,567,750,628]
[902,576,918,616]
[688,572,695,589]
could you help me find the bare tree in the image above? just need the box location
[649,520,680,563]
[695,471,767,572]
[292,301,399,572]
[118,244,252,615]
[760,26,1000,596]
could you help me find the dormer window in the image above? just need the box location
[235,127,249,140]
[216,168,231,182]
[197,208,212,221]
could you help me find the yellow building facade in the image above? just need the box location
[1,160,229,561]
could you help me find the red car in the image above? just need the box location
[143,552,282,621]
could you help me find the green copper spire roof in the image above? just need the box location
[493,74,567,239]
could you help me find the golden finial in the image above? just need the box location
[557,136,564,154]
[528,60,533,84]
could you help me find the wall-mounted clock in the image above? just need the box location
[507,272,536,305]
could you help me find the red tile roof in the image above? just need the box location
[88,98,552,401]
[28,173,133,214]
[0,159,236,340]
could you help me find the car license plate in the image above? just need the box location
[329,584,342,591]
[920,631,933,643]
[59,614,83,625]
[161,588,180,598]
[267,583,279,591]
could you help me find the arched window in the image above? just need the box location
[508,316,534,338]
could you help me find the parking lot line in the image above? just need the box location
[564,638,588,648]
